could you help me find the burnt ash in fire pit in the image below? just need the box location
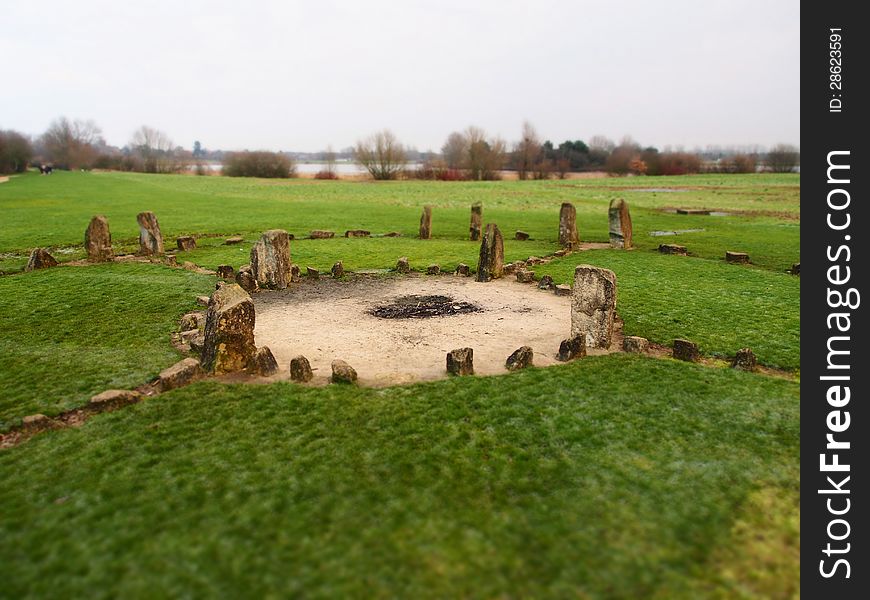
[369,295,482,319]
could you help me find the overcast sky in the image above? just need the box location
[1,0,799,152]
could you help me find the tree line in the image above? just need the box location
[0,117,800,178]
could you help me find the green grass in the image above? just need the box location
[0,263,213,428]
[0,355,799,599]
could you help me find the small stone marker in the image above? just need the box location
[446,348,474,376]
[290,355,314,382]
[165,254,177,267]
[623,336,649,353]
[505,346,534,371]
[25,248,57,271]
[22,414,51,429]
[396,257,410,273]
[85,215,113,262]
[470,202,482,241]
[331,359,358,383]
[515,230,530,241]
[180,312,204,331]
[659,244,687,255]
[455,263,471,276]
[571,265,617,349]
[559,203,579,248]
[516,270,535,283]
[503,263,518,275]
[196,295,210,306]
[557,335,586,361]
[731,347,757,371]
[791,262,800,275]
[554,284,572,296]
[677,208,710,215]
[673,339,699,362]
[345,230,371,238]
[553,249,568,257]
[201,284,257,374]
[89,389,142,409]
[383,231,402,237]
[608,198,632,249]
[419,205,433,239]
[176,236,196,251]
[426,264,440,275]
[538,275,554,289]
[309,230,335,239]
[236,267,259,293]
[216,265,235,280]
[725,251,750,264]
[137,211,164,255]
[290,264,301,283]
[306,267,320,279]
[250,229,291,289]
[158,358,203,392]
[475,223,504,282]
[526,256,544,265]
[331,261,344,278]
[225,236,244,245]
[251,347,279,376]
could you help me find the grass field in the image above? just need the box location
[0,171,800,597]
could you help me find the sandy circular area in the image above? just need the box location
[253,274,577,386]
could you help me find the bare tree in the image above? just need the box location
[39,117,103,169]
[441,131,468,170]
[0,129,33,174]
[465,126,506,181]
[354,130,407,180]
[130,126,184,173]
[765,144,800,173]
[514,121,542,180]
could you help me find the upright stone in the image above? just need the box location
[475,223,504,282]
[446,348,474,376]
[557,335,586,361]
[331,261,344,278]
[608,198,633,249]
[731,348,757,371]
[419,205,433,239]
[290,355,314,382]
[201,284,257,374]
[25,248,58,271]
[176,236,196,251]
[250,229,291,290]
[673,339,700,362]
[251,347,279,376]
[505,346,534,371]
[85,215,113,262]
[570,265,617,349]
[559,203,580,248]
[396,257,410,273]
[469,203,482,241]
[137,211,164,255]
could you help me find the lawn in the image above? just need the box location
[0,170,800,597]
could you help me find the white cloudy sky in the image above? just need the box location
[1,0,799,152]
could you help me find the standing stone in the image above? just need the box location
[559,203,580,248]
[25,248,58,271]
[419,205,433,239]
[475,223,504,282]
[290,355,314,382]
[331,360,358,383]
[469,203,482,241]
[515,230,530,241]
[236,267,259,293]
[731,348,757,371]
[290,264,302,283]
[623,336,649,353]
[306,267,320,279]
[726,251,750,264]
[201,284,257,374]
[608,198,633,249]
[85,215,113,262]
[673,339,700,362]
[176,236,196,251]
[396,257,410,273]
[250,229,291,289]
[557,335,586,361]
[251,347,279,376]
[137,211,164,256]
[455,263,471,276]
[791,262,800,275]
[571,265,617,349]
[331,261,344,278]
[446,348,474,376]
[216,265,235,280]
[505,346,534,371]
[538,275,554,289]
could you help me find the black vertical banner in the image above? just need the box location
[802,3,868,597]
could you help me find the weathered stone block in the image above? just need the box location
[505,346,534,371]
[158,358,202,392]
[791,262,800,275]
[554,284,571,296]
[455,263,471,276]
[225,236,244,245]
[559,203,579,248]
[673,339,699,362]
[309,230,335,239]
[85,215,113,262]
[475,223,504,282]
[396,257,410,273]
[470,203,482,241]
[250,229,291,289]
[731,347,757,371]
[137,211,164,255]
[426,264,440,275]
[306,267,320,279]
[180,312,205,331]
[571,265,617,349]
[290,355,314,382]
[726,251,750,264]
[201,284,257,374]
[331,261,344,278]
[515,230,530,241]
[25,248,57,271]
[89,389,142,410]
[345,230,371,238]
[538,275,554,289]
[419,205,433,239]
[236,269,259,293]
[516,270,535,283]
[608,198,632,249]
[623,336,649,353]
[557,335,586,361]
[446,348,474,376]
[251,346,279,376]
[331,359,357,383]
[290,264,302,283]
[176,236,196,251]
[659,244,687,255]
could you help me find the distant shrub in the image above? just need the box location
[223,151,296,178]
[0,129,33,174]
[314,170,339,180]
[655,152,702,176]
